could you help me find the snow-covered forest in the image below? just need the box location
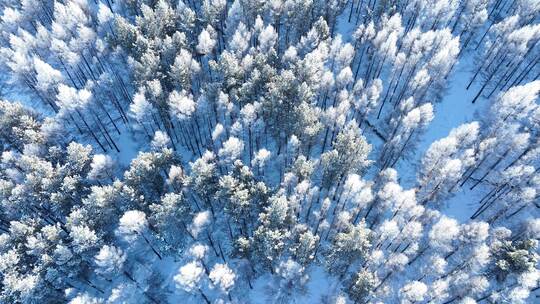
[0,0,539,303]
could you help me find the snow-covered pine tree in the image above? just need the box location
[0,1,537,303]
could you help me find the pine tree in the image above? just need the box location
[380,100,433,169]
[116,210,162,260]
[94,245,126,277]
[326,220,371,275]
[271,259,309,303]
[174,261,210,303]
[321,120,371,190]
[209,263,235,301]
[346,269,377,304]
[418,122,480,206]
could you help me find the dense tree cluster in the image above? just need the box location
[0,0,538,303]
